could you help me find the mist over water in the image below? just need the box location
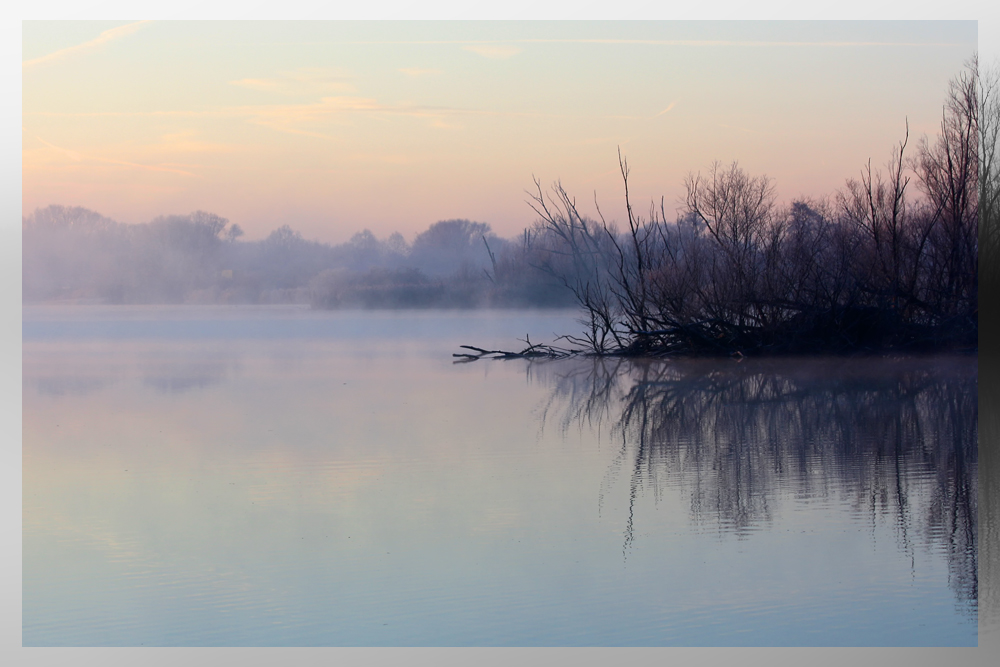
[22,306,980,646]
[21,210,573,309]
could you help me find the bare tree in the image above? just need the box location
[980,58,1000,291]
[525,177,625,352]
[839,123,914,313]
[683,161,778,334]
[915,57,979,321]
[684,161,776,259]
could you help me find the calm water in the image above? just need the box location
[22,305,979,646]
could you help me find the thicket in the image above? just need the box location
[508,58,989,357]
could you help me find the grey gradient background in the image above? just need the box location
[4,3,1000,666]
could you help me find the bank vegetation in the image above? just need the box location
[491,57,991,358]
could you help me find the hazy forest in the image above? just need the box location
[24,58,999,356]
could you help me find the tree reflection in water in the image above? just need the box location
[531,355,978,613]
[981,352,999,632]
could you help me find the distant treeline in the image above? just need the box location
[22,211,576,308]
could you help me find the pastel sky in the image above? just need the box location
[22,21,977,243]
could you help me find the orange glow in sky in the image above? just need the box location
[22,21,977,243]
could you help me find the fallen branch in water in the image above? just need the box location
[453,335,581,362]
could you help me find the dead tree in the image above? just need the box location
[916,57,980,324]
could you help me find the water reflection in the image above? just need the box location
[140,359,236,394]
[21,307,981,645]
[31,376,110,397]
[533,356,978,614]
[981,352,1000,633]
[25,341,242,397]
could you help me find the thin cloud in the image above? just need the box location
[430,119,463,130]
[463,44,521,60]
[247,124,340,141]
[655,102,677,117]
[565,136,621,147]
[231,78,284,93]
[516,39,962,47]
[34,136,195,177]
[147,131,238,155]
[35,137,82,161]
[283,38,963,49]
[28,99,632,127]
[398,68,442,77]
[240,97,375,138]
[23,21,151,69]
[93,158,196,177]
[245,95,508,124]
[28,93,600,147]
[230,68,355,95]
[238,95,492,139]
[28,109,234,119]
[718,123,760,134]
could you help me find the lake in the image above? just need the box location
[22,305,979,646]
